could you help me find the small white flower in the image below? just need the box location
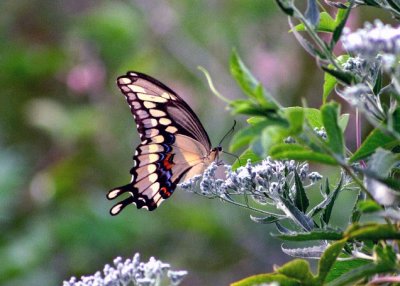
[63,253,187,286]
[342,20,400,57]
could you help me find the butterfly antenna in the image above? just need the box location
[217,120,241,165]
[218,120,237,147]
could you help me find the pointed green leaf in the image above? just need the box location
[321,102,345,158]
[321,65,353,85]
[231,273,300,286]
[294,12,336,32]
[322,176,343,224]
[230,119,272,152]
[330,2,353,49]
[345,223,400,240]
[285,107,305,134]
[326,246,396,286]
[375,245,397,268]
[316,239,347,284]
[270,144,337,165]
[294,171,309,212]
[278,196,314,231]
[276,259,315,284]
[273,229,343,241]
[350,128,399,162]
[357,200,383,213]
[323,71,336,103]
[367,148,400,177]
[230,50,279,109]
[338,114,349,132]
[324,259,370,283]
[232,148,261,170]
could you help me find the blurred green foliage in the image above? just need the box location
[0,1,392,285]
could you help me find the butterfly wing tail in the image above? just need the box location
[107,184,158,214]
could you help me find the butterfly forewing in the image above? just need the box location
[107,72,216,214]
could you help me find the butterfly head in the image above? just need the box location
[214,146,223,153]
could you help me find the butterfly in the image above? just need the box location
[107,71,221,214]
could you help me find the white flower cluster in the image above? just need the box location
[339,82,385,120]
[342,20,400,58]
[179,158,322,207]
[63,253,187,286]
[343,56,382,84]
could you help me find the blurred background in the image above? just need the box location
[0,1,394,285]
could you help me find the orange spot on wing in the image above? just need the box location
[160,186,171,197]
[163,153,175,170]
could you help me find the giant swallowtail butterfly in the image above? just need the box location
[107,71,221,214]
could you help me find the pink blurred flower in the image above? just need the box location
[66,60,105,94]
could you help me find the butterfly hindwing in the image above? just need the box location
[107,72,215,213]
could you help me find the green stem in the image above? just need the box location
[198,66,231,104]
[292,6,342,71]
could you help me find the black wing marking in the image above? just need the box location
[117,71,211,150]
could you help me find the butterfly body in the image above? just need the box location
[107,72,219,214]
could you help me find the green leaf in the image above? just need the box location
[273,230,343,241]
[260,126,287,156]
[375,245,397,269]
[321,102,345,159]
[294,171,309,213]
[330,3,353,49]
[324,259,370,283]
[230,50,279,109]
[327,245,396,286]
[276,259,315,284]
[322,55,349,103]
[338,114,349,132]
[232,148,261,170]
[229,99,265,116]
[303,108,323,128]
[373,70,382,94]
[285,107,305,134]
[323,71,336,103]
[367,148,400,178]
[308,179,334,218]
[322,175,343,224]
[345,223,400,240]
[357,200,383,213]
[391,107,400,134]
[231,273,300,286]
[350,128,399,162]
[284,107,324,129]
[278,196,314,231]
[270,144,337,165]
[321,65,353,85]
[316,238,347,284]
[230,119,272,152]
[247,116,264,125]
[294,12,336,33]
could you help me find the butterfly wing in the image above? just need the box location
[107,71,213,214]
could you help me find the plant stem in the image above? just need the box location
[356,109,367,168]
